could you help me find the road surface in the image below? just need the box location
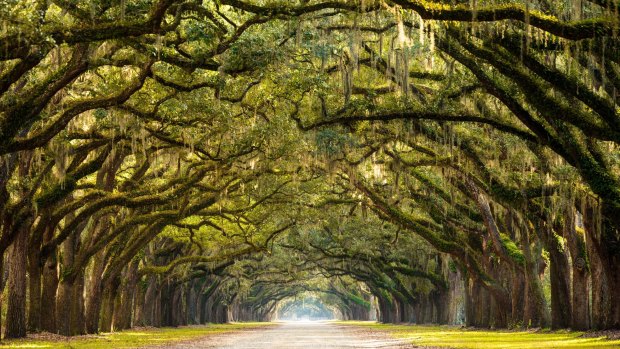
[160,321,416,348]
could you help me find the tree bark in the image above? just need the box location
[545,228,572,329]
[510,270,525,327]
[56,216,87,336]
[522,226,549,328]
[565,210,590,330]
[56,279,71,335]
[583,204,619,329]
[84,249,106,333]
[113,260,139,330]
[172,286,184,326]
[142,275,158,326]
[597,221,620,329]
[133,279,145,327]
[465,276,476,327]
[4,225,28,338]
[187,281,198,325]
[100,277,120,332]
[27,236,42,332]
[198,283,209,324]
[40,227,58,333]
[56,277,84,335]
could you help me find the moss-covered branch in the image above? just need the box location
[292,110,538,142]
[392,0,614,40]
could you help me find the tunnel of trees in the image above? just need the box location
[1,0,619,339]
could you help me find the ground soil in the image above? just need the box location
[149,321,423,349]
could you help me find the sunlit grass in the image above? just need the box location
[0,322,273,349]
[339,321,620,349]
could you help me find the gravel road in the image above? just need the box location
[159,321,416,349]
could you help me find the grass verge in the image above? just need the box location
[0,322,273,349]
[339,321,620,348]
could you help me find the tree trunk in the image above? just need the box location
[597,220,620,329]
[547,234,572,329]
[56,216,86,336]
[4,225,28,338]
[0,254,4,337]
[465,276,477,327]
[84,250,105,333]
[187,282,197,325]
[55,275,86,336]
[477,285,491,328]
[133,277,146,327]
[72,272,86,335]
[584,205,618,329]
[198,286,209,324]
[606,256,620,329]
[113,261,138,331]
[112,286,124,330]
[571,263,590,330]
[56,278,80,336]
[153,285,162,327]
[565,210,590,330]
[142,275,158,326]
[56,278,73,336]
[589,240,608,330]
[161,280,173,326]
[100,277,120,332]
[40,229,58,333]
[172,286,183,326]
[27,239,42,332]
[543,224,572,329]
[510,270,525,327]
[522,226,549,328]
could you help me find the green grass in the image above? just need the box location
[0,322,273,349]
[339,321,620,349]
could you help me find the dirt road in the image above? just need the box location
[159,321,416,348]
